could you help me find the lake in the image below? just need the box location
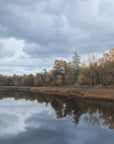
[0,90,114,144]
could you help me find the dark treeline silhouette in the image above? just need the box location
[0,90,114,129]
[0,48,113,87]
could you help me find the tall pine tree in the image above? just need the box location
[72,52,81,83]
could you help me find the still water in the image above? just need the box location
[0,90,114,144]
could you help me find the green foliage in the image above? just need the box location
[72,52,81,83]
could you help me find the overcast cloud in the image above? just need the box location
[0,0,114,75]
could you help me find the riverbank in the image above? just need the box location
[0,86,114,100]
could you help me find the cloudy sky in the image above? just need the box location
[0,0,114,75]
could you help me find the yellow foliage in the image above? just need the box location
[56,75,63,86]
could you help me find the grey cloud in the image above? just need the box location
[23,42,73,57]
[0,0,114,74]
[0,43,15,58]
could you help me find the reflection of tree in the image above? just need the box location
[103,117,114,129]
[73,110,82,125]
[99,106,114,129]
[51,99,64,118]
[84,112,100,129]
[0,90,114,129]
[64,99,83,125]
[51,98,83,124]
[84,101,114,129]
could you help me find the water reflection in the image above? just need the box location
[0,98,54,137]
[0,90,114,144]
[0,90,114,129]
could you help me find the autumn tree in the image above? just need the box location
[56,75,63,86]
[77,63,90,85]
[34,73,43,86]
[51,60,67,86]
[13,74,22,86]
[65,62,74,85]
[102,48,114,85]
[77,48,114,86]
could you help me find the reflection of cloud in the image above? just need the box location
[0,114,21,136]
[0,98,54,136]
[0,98,114,144]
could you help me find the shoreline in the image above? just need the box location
[0,86,114,100]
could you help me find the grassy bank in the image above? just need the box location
[0,86,114,100]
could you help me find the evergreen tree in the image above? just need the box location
[72,52,81,83]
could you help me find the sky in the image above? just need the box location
[0,0,114,75]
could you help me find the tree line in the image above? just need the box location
[0,48,113,87]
